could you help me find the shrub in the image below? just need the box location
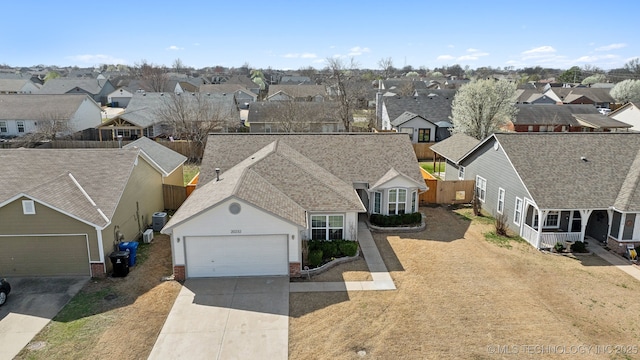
[319,241,339,258]
[570,241,587,253]
[369,212,422,227]
[339,241,358,257]
[308,249,323,267]
[495,213,508,236]
[554,242,565,253]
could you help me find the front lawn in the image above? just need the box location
[420,161,445,175]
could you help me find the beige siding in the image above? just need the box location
[101,156,164,268]
[164,165,184,186]
[0,197,99,260]
[0,235,90,276]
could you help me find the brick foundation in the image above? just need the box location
[173,265,186,281]
[90,263,106,278]
[607,237,640,256]
[289,262,301,277]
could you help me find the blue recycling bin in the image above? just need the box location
[118,241,139,267]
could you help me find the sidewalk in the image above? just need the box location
[290,220,396,292]
[590,243,640,282]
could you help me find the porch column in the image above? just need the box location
[607,208,614,240]
[578,209,592,242]
[535,209,547,249]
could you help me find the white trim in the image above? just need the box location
[22,199,36,214]
[95,227,105,267]
[310,214,345,240]
[373,191,382,214]
[458,166,465,180]
[514,197,523,226]
[497,187,505,214]
[1,193,107,228]
[475,175,486,202]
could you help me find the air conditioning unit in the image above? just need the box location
[143,229,154,243]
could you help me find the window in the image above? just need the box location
[22,200,35,214]
[411,191,417,213]
[17,121,25,133]
[514,197,523,225]
[497,188,505,214]
[388,188,407,214]
[373,192,381,214]
[400,127,414,136]
[311,215,344,240]
[458,166,465,180]
[418,128,430,143]
[475,176,486,202]
[533,211,560,228]
[0,121,6,133]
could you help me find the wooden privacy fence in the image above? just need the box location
[37,140,204,160]
[420,169,475,205]
[412,142,437,161]
[163,184,187,210]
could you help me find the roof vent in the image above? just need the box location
[215,168,221,181]
[581,156,588,162]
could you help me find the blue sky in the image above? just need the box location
[2,1,638,71]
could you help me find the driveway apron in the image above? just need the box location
[148,276,289,360]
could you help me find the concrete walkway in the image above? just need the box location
[590,243,640,282]
[290,220,396,292]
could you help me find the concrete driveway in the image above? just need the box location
[0,277,88,360]
[148,276,289,360]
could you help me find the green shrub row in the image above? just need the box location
[306,239,359,266]
[369,212,422,227]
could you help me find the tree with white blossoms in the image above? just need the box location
[610,79,640,104]
[451,79,518,140]
[581,73,606,85]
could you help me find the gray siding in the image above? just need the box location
[460,137,531,235]
[444,159,460,181]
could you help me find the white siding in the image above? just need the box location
[69,97,102,132]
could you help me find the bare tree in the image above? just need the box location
[397,81,416,96]
[325,57,363,132]
[154,93,236,160]
[378,57,394,79]
[172,58,185,73]
[133,60,169,92]
[15,111,74,147]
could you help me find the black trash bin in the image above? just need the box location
[110,251,130,277]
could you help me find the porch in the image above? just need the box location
[521,224,582,249]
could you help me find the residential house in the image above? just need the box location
[610,102,640,131]
[161,133,427,279]
[514,89,556,104]
[247,102,344,133]
[267,84,328,102]
[380,79,428,95]
[199,84,258,109]
[123,136,188,186]
[511,104,631,133]
[0,94,102,137]
[279,75,313,84]
[391,112,437,143]
[0,148,165,277]
[432,132,640,254]
[378,91,455,138]
[0,79,40,94]
[107,87,134,107]
[38,78,115,105]
[97,92,240,140]
[429,132,480,180]
[544,87,615,108]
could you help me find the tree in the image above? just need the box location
[405,71,419,78]
[325,57,361,132]
[451,79,518,140]
[172,58,185,73]
[154,93,236,160]
[558,66,582,83]
[378,57,394,79]
[581,73,606,85]
[610,79,640,104]
[44,71,60,82]
[625,58,640,75]
[134,60,169,92]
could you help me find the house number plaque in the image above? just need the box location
[231,229,242,234]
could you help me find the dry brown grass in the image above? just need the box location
[289,206,640,359]
[16,235,182,360]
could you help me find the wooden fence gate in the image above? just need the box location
[163,184,187,210]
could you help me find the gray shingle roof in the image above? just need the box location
[198,133,426,189]
[247,102,341,124]
[38,78,110,95]
[382,79,428,90]
[267,85,327,99]
[513,104,599,126]
[0,148,146,227]
[0,94,89,120]
[0,79,34,92]
[547,87,615,104]
[391,111,436,127]
[493,133,640,210]
[124,136,187,176]
[383,92,454,124]
[573,114,632,129]
[429,133,481,163]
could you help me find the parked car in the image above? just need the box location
[598,108,611,115]
[0,278,10,306]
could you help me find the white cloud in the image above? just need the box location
[576,54,620,62]
[67,54,127,64]
[301,53,317,59]
[595,43,627,51]
[282,53,318,59]
[437,55,455,61]
[467,48,479,52]
[166,45,183,51]
[522,46,556,55]
[348,46,371,56]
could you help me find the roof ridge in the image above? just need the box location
[614,148,640,211]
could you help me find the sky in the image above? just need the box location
[2,0,639,71]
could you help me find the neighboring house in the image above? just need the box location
[247,102,344,133]
[429,132,480,181]
[123,136,188,186]
[0,94,102,137]
[267,84,328,102]
[511,104,631,132]
[161,133,427,279]
[514,89,556,104]
[107,87,134,107]
[199,84,258,109]
[610,102,640,131]
[0,79,40,94]
[544,87,615,108]
[38,78,115,105]
[0,148,164,277]
[97,92,240,140]
[279,75,312,84]
[380,79,428,94]
[216,75,261,95]
[433,132,640,254]
[391,111,437,143]
[378,91,455,137]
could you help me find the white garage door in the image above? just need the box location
[185,235,288,277]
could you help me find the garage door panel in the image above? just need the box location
[185,235,288,277]
[0,236,90,276]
